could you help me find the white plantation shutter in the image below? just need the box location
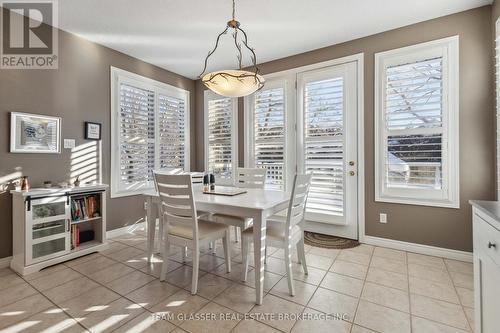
[119,83,155,188]
[304,77,344,216]
[111,68,190,197]
[384,57,443,189]
[158,94,186,169]
[253,86,285,189]
[205,93,237,182]
[375,37,459,208]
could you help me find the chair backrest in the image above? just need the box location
[154,173,198,239]
[235,167,267,188]
[285,173,312,232]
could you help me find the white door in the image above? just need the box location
[297,61,358,239]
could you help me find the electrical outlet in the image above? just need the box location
[379,213,387,224]
[144,202,148,210]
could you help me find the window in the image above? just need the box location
[246,80,287,189]
[375,37,459,208]
[111,67,190,197]
[204,91,238,184]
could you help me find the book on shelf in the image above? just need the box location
[71,224,80,249]
[71,195,100,221]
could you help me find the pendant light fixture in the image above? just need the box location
[199,0,264,97]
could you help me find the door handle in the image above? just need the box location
[488,242,496,249]
[349,161,355,166]
[349,171,355,176]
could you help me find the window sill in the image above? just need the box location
[375,195,460,209]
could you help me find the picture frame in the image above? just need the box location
[84,121,102,140]
[10,112,61,153]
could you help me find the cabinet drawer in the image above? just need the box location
[474,212,500,267]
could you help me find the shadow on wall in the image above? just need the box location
[70,141,102,185]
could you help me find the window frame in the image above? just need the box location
[374,36,459,208]
[110,67,190,198]
[203,90,238,185]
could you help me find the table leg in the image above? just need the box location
[146,196,155,263]
[253,212,266,305]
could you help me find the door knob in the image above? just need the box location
[349,171,355,176]
[349,161,355,166]
[488,242,496,249]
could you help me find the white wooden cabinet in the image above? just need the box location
[470,201,500,333]
[11,184,109,275]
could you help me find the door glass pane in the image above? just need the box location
[32,220,66,239]
[32,201,66,219]
[32,237,65,259]
[304,77,344,217]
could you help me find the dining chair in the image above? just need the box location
[240,173,312,296]
[153,168,183,254]
[154,173,231,294]
[211,167,267,243]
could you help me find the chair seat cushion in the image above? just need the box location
[242,224,302,241]
[168,219,229,240]
[211,213,253,229]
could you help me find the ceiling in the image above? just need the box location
[58,0,491,79]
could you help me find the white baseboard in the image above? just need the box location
[0,256,12,269]
[106,221,147,239]
[362,235,473,262]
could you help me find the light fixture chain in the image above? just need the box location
[232,0,236,20]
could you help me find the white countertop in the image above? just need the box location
[11,184,108,197]
[470,200,500,223]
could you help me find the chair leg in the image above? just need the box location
[241,236,250,282]
[157,207,163,254]
[285,245,295,296]
[182,246,188,262]
[160,238,170,281]
[222,230,231,273]
[234,226,239,243]
[191,247,199,294]
[297,236,308,275]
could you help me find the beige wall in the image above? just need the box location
[0,17,195,258]
[194,6,496,251]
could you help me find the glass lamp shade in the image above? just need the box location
[202,69,265,97]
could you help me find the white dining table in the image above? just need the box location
[142,184,290,305]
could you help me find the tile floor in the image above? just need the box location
[0,228,475,333]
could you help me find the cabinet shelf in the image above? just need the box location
[71,240,102,253]
[71,216,101,225]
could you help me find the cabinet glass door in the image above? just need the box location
[32,238,66,260]
[32,220,67,239]
[31,197,67,221]
[26,195,70,265]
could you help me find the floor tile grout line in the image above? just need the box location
[348,246,374,333]
[16,271,91,332]
[407,251,413,333]
[442,255,474,332]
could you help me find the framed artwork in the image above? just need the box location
[84,121,102,140]
[10,112,61,153]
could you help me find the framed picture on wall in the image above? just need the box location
[84,121,102,140]
[10,112,61,153]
